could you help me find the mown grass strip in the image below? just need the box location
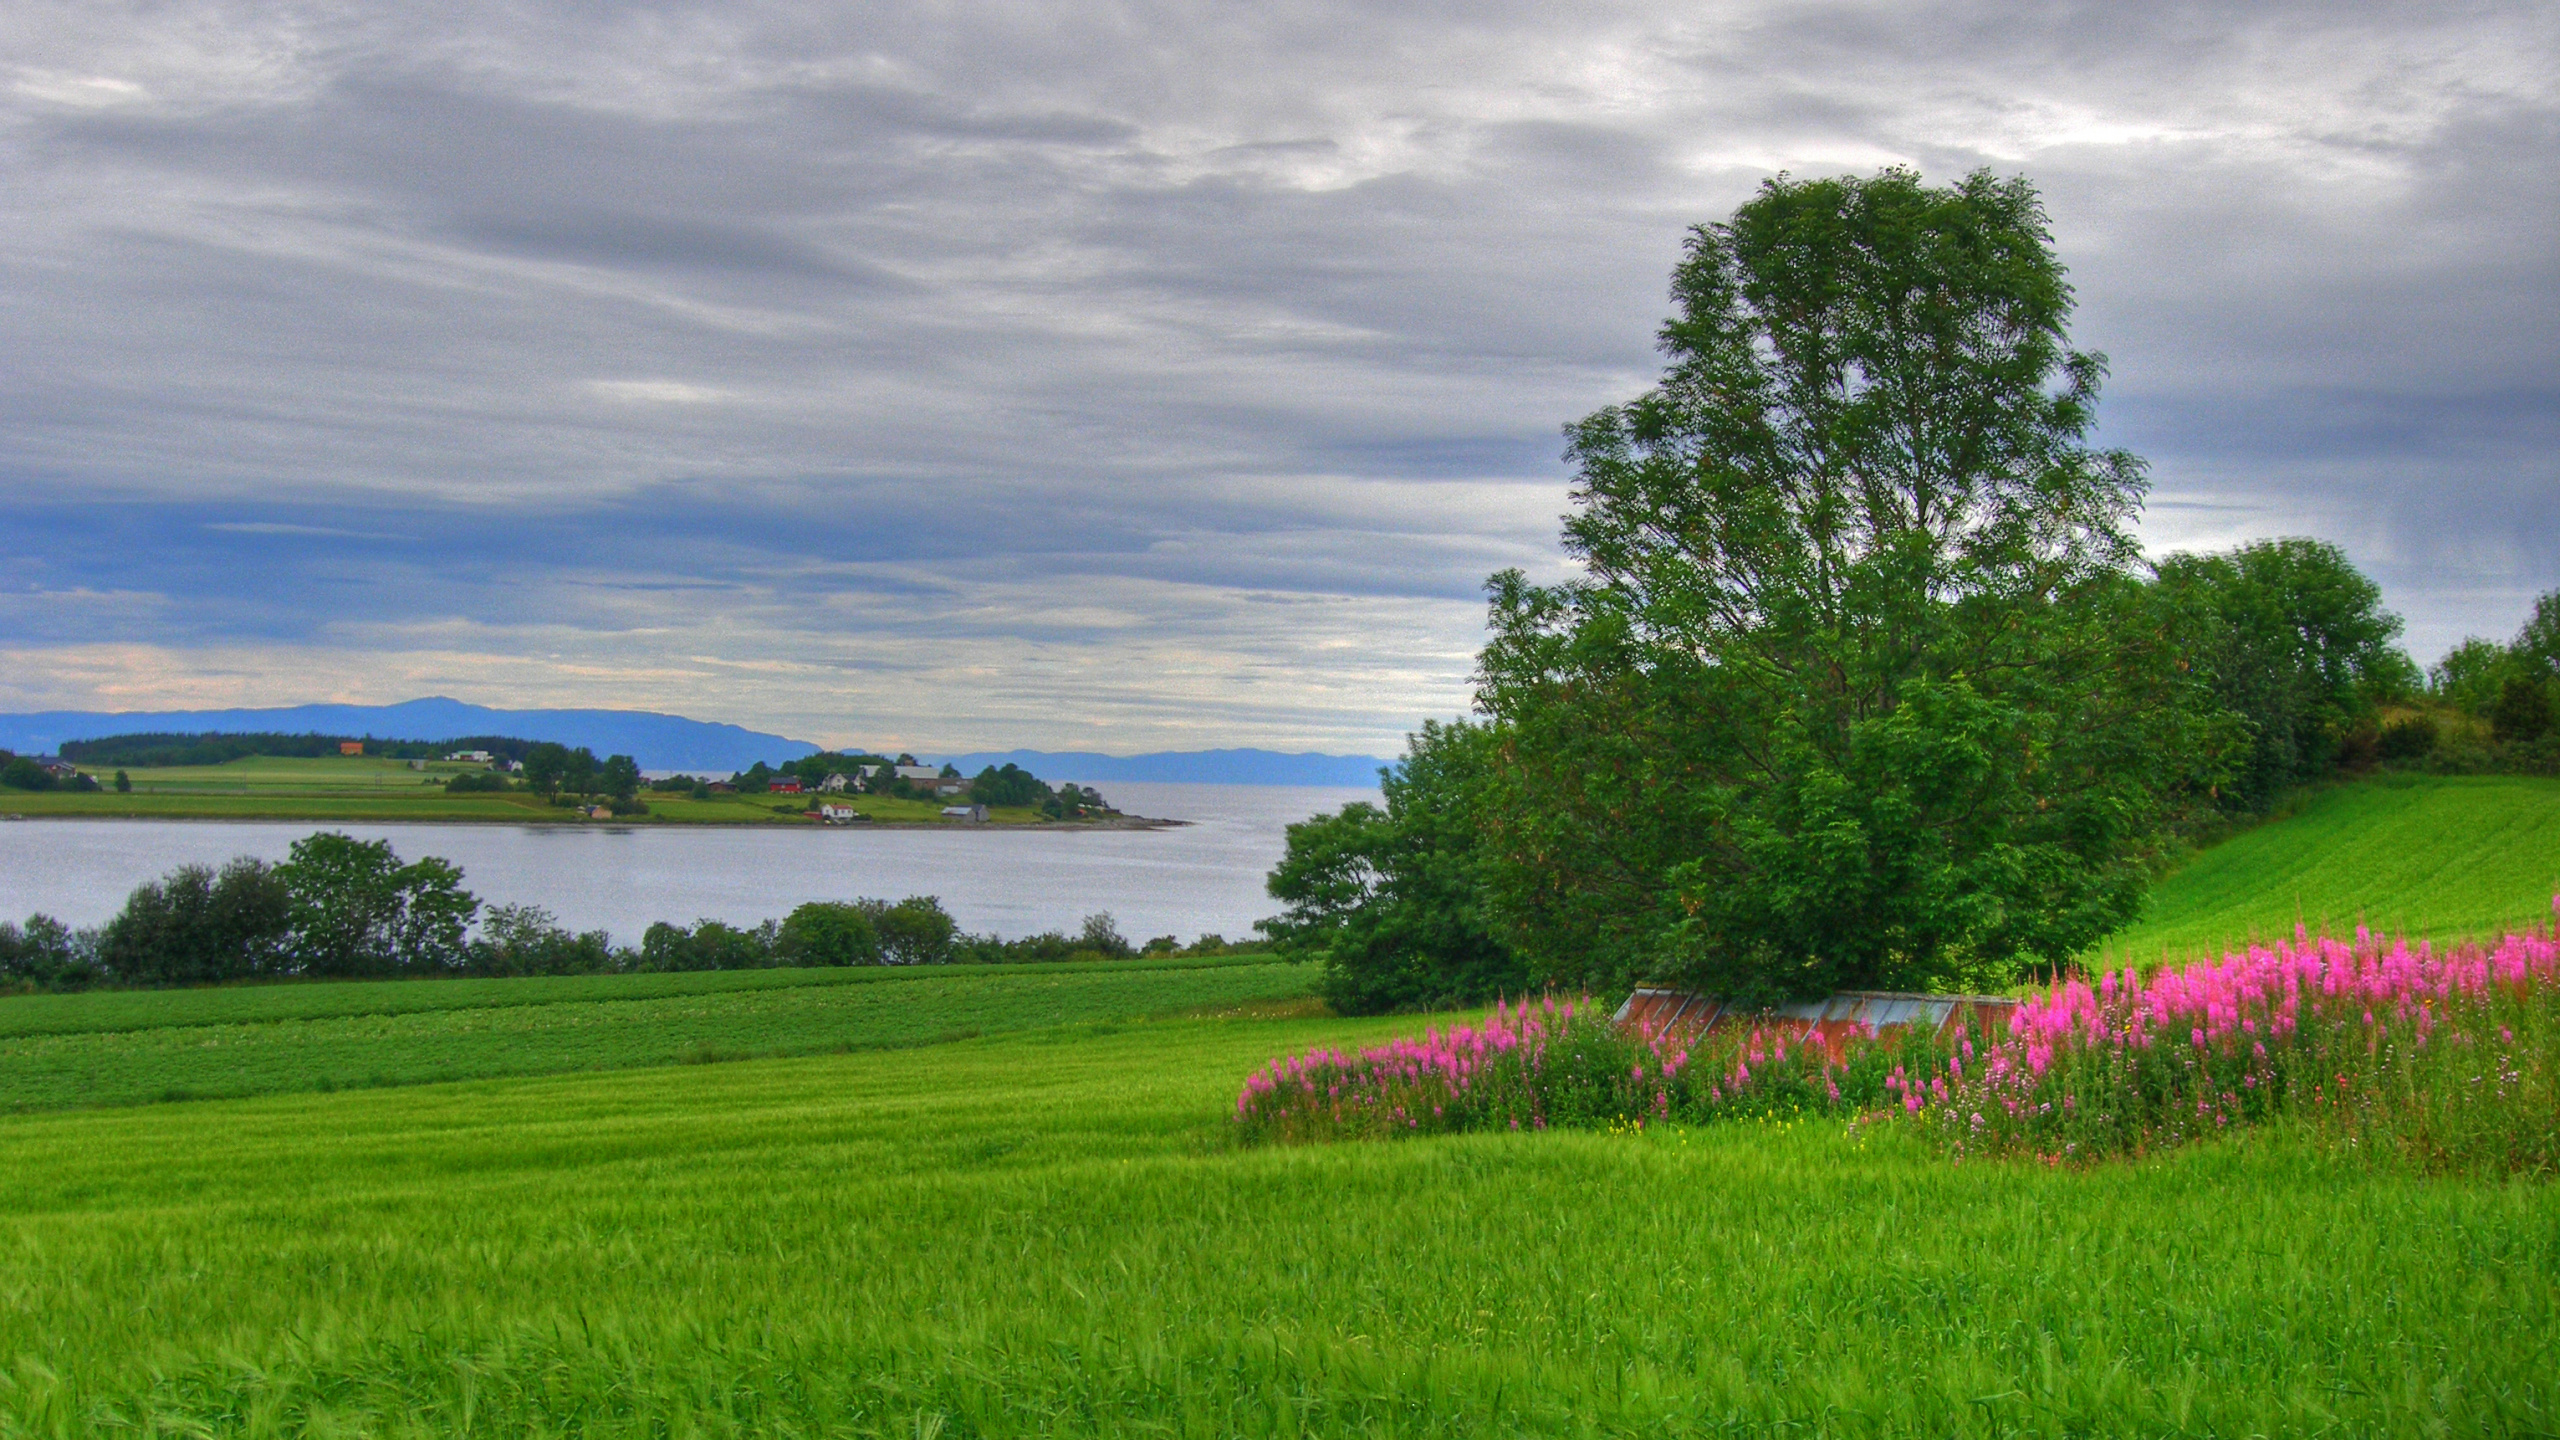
[2103,774,2560,963]
[0,951,1294,1039]
[0,960,1317,1111]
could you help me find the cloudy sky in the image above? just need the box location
[3,0,2552,754]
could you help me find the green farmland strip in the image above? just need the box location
[2102,774,2560,963]
[0,960,1316,1110]
[0,952,1295,1039]
[0,1019,2550,1436]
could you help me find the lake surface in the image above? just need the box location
[0,782,1378,945]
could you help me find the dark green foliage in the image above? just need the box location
[275,833,480,977]
[522,742,569,796]
[2155,539,2412,808]
[442,770,514,793]
[113,770,131,793]
[2431,637,2517,715]
[0,755,55,791]
[638,919,779,972]
[0,915,100,990]
[601,754,642,803]
[2518,590,2560,679]
[2495,675,2555,745]
[1078,912,1133,959]
[96,858,292,985]
[878,898,961,964]
[1474,170,2221,1002]
[776,903,882,967]
[463,905,614,977]
[2377,714,2439,760]
[969,763,1053,809]
[59,732,538,767]
[1043,783,1112,818]
[1261,720,1520,1014]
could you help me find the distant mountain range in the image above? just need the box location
[0,697,819,773]
[0,698,1392,786]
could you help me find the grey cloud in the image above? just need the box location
[0,0,2551,747]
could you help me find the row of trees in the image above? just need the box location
[713,754,1113,818]
[1261,167,2553,1015]
[59,731,541,768]
[0,838,1245,990]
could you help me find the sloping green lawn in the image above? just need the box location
[2102,774,2560,963]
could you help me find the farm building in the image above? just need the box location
[339,741,365,756]
[818,802,865,824]
[941,803,988,823]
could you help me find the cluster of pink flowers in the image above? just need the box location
[1234,996,1650,1140]
[1236,902,2558,1169]
[1928,908,2560,1162]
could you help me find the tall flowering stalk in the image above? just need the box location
[1234,994,1946,1144]
[1928,910,2560,1171]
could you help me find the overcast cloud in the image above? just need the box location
[3,0,2552,753]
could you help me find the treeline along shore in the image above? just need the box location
[0,831,1262,991]
[0,733,1165,829]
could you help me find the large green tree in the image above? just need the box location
[1474,169,2225,1003]
[276,832,479,976]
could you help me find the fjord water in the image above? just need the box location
[0,781,1378,945]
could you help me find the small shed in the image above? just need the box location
[339,741,365,756]
[1613,988,2019,1046]
[941,803,988,823]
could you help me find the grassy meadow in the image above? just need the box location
[2,755,1068,825]
[1,1016,2553,1436]
[3,774,2557,1434]
[2103,774,2560,962]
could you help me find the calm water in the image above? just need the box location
[0,782,1377,945]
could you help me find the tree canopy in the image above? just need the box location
[1468,169,2225,1002]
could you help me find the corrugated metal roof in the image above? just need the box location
[1613,987,2018,1041]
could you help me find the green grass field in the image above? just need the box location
[1,755,1075,825]
[0,957,1317,1111]
[4,773,2556,1433]
[2100,774,2560,963]
[0,1017,2550,1436]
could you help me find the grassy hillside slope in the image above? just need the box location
[0,957,1316,1111]
[2103,774,2560,964]
[0,1017,2549,1435]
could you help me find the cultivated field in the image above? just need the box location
[0,956,1317,1111]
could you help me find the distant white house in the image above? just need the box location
[819,801,865,824]
[445,750,495,764]
[818,772,853,793]
[893,763,943,782]
[941,803,988,823]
